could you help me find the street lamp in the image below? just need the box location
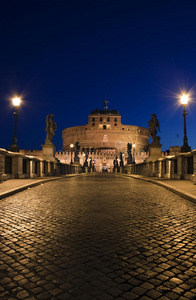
[70,143,74,164]
[9,97,21,152]
[180,94,191,153]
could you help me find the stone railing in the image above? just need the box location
[0,148,83,182]
[123,150,196,184]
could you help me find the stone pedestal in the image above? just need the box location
[146,143,162,162]
[42,143,56,161]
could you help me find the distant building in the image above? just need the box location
[58,102,149,172]
[20,103,150,172]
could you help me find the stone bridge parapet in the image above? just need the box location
[0,148,83,182]
[124,150,196,184]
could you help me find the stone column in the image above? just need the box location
[29,160,33,178]
[165,159,171,179]
[26,159,30,178]
[0,153,7,181]
[191,151,196,184]
[38,161,43,177]
[158,160,162,178]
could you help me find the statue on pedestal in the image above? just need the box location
[147,114,162,161]
[103,100,109,110]
[45,114,57,144]
[148,114,161,145]
[42,114,57,161]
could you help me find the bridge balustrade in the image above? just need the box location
[124,150,196,184]
[0,148,83,182]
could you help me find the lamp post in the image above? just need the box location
[180,95,191,153]
[9,97,21,152]
[70,143,74,164]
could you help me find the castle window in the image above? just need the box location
[122,128,124,130]
[103,125,106,130]
[100,117,102,121]
[92,117,95,121]
[115,118,117,122]
[115,123,117,126]
[92,123,95,126]
[107,118,110,122]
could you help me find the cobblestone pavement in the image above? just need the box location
[0,174,196,300]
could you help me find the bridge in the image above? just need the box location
[0,173,196,299]
[1,147,196,186]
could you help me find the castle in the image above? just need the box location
[21,102,150,172]
[58,102,149,172]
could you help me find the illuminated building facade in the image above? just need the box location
[59,104,149,172]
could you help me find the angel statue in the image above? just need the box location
[45,114,57,143]
[148,114,161,144]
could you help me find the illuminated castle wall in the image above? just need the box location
[59,105,149,172]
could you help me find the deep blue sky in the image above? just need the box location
[1,0,196,152]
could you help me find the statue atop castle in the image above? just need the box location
[103,100,109,110]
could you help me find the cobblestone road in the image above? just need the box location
[0,174,196,300]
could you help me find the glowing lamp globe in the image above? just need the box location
[12,97,21,106]
[181,95,188,105]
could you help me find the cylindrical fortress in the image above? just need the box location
[62,108,149,154]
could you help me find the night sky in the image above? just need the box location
[1,0,196,152]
